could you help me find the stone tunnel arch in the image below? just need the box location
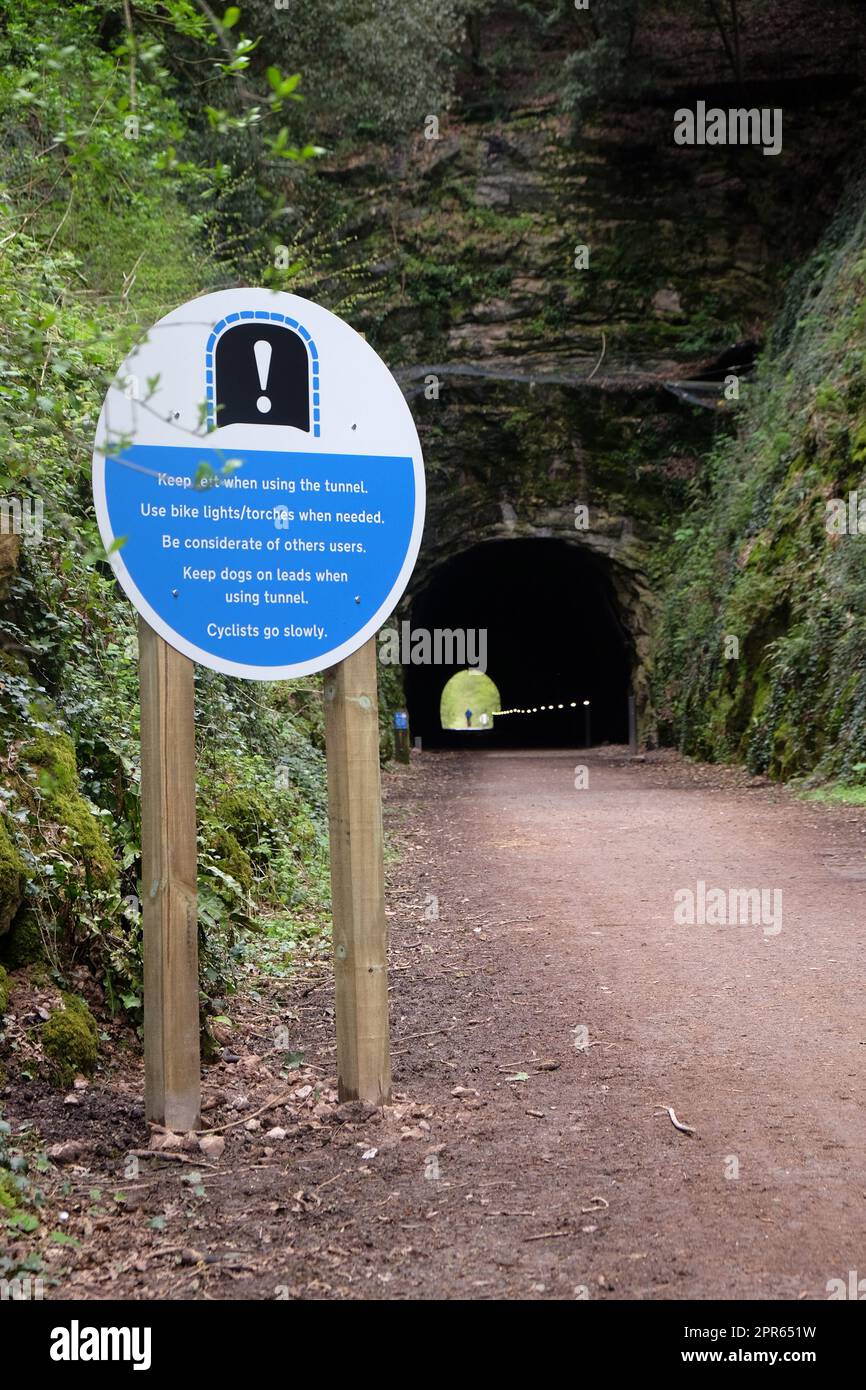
[403,535,644,749]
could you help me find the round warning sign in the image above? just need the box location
[92,289,425,679]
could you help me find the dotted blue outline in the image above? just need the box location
[205,311,320,437]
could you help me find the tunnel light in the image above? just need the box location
[570,702,576,707]
[583,700,590,706]
[557,703,564,709]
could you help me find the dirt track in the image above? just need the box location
[13,747,866,1300]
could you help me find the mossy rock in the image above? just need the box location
[215,787,276,851]
[0,815,28,937]
[207,827,254,894]
[0,964,10,1018]
[41,993,98,1086]
[20,731,116,891]
[0,914,44,969]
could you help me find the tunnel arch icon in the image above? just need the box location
[206,310,321,436]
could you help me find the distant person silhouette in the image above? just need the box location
[465,708,472,727]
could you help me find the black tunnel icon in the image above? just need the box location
[214,321,311,431]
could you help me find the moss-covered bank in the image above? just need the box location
[653,177,866,780]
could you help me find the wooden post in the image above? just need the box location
[628,692,638,754]
[394,711,411,765]
[139,618,201,1131]
[324,638,391,1105]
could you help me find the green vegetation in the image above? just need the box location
[0,0,452,1055]
[0,0,364,1038]
[0,817,28,937]
[653,177,866,780]
[241,0,470,141]
[802,783,866,806]
[0,1110,52,1268]
[440,670,501,730]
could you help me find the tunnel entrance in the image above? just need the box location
[405,539,632,749]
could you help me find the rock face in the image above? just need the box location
[321,5,866,739]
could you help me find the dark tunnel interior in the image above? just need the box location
[404,539,633,748]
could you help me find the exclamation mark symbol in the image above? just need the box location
[254,339,272,414]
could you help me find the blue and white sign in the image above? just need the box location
[92,289,425,679]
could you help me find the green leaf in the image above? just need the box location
[194,460,218,490]
[49,1231,80,1246]
[9,1211,39,1232]
[222,7,241,29]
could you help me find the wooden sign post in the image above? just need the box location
[393,710,411,764]
[324,639,391,1105]
[139,619,201,1131]
[94,288,423,1126]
